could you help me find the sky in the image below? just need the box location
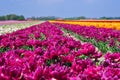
[0,0,120,18]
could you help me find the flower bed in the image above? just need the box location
[0,22,120,79]
[0,21,43,35]
[53,22,120,53]
[49,20,120,30]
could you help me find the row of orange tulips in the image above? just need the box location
[49,20,120,30]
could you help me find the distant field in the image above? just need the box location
[0,20,40,26]
[53,19,120,22]
[0,20,45,35]
[50,20,120,30]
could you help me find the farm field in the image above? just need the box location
[0,21,44,35]
[0,21,120,79]
[50,20,120,53]
[50,20,120,30]
[0,20,33,26]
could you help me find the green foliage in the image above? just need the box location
[0,47,10,53]
[64,16,86,20]
[79,55,88,59]
[109,46,120,53]
[96,41,108,53]
[61,28,120,53]
[0,14,25,21]
[46,59,55,66]
[28,16,59,20]
[22,45,34,51]
[100,16,120,20]
[39,33,46,41]
[64,62,72,67]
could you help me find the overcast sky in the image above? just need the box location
[0,0,120,18]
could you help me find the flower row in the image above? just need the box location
[50,20,120,30]
[0,21,43,35]
[52,22,120,53]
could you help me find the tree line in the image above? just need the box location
[27,16,86,20]
[28,16,59,20]
[0,14,25,21]
[28,16,120,20]
[1,14,120,21]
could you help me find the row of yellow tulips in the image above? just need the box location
[49,20,120,30]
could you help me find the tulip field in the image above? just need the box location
[0,21,44,35]
[50,20,120,30]
[0,20,120,79]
